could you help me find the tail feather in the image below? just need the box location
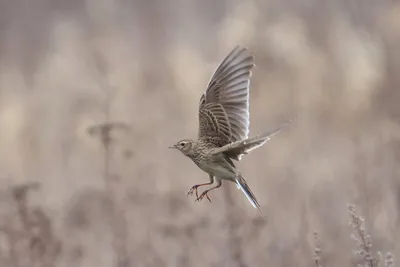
[235,175,261,211]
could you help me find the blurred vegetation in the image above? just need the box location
[0,0,399,266]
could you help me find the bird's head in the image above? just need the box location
[169,139,195,156]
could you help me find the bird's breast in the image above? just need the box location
[192,154,237,178]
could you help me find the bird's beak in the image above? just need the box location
[168,145,176,149]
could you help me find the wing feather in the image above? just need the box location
[210,119,294,160]
[198,46,255,145]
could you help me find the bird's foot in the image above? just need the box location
[187,185,200,198]
[195,190,212,203]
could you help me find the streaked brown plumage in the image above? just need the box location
[170,46,292,210]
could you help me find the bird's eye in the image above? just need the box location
[180,142,185,147]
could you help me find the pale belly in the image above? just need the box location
[195,158,237,179]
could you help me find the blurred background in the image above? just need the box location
[0,0,399,266]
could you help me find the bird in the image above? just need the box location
[169,46,293,210]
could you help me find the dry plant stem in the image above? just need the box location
[385,253,394,267]
[100,124,129,267]
[14,184,37,266]
[92,51,130,267]
[356,226,375,267]
[7,184,61,267]
[313,232,322,267]
[348,204,376,267]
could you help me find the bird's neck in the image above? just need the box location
[188,141,199,158]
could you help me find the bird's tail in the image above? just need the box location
[235,174,261,211]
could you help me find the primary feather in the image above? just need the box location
[198,46,255,146]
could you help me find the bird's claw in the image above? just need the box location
[187,185,199,198]
[195,191,212,203]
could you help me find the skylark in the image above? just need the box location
[170,46,292,210]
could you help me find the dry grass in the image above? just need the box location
[0,0,399,266]
[313,205,395,267]
[0,182,61,267]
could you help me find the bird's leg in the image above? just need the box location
[187,183,212,198]
[196,179,222,203]
[187,175,214,198]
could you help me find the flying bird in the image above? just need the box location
[169,46,292,210]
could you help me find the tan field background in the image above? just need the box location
[0,0,399,266]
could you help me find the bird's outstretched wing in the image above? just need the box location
[209,119,294,160]
[198,46,255,147]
